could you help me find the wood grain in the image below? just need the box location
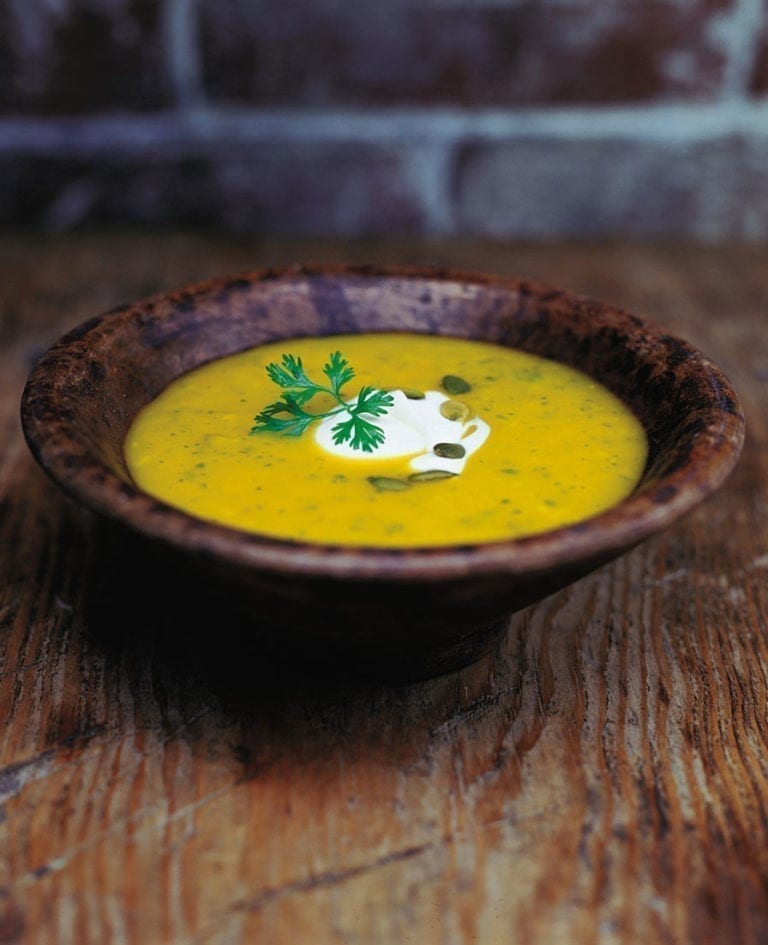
[1,233,766,944]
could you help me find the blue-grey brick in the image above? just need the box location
[454,135,768,241]
[198,0,730,107]
[0,0,171,114]
[0,141,430,235]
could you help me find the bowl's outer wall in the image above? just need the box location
[20,266,745,679]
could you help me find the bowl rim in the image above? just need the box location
[20,262,746,582]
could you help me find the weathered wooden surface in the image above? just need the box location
[1,233,766,945]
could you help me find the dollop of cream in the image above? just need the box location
[314,389,490,474]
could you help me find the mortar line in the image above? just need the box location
[1,101,768,158]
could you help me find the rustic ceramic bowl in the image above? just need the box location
[21,265,744,682]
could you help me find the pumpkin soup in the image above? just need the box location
[124,333,647,547]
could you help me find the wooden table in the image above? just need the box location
[1,233,766,945]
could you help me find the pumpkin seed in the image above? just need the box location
[433,442,466,459]
[409,469,458,482]
[385,386,425,400]
[440,399,471,422]
[442,374,471,395]
[368,476,410,492]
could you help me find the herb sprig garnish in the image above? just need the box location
[250,351,394,452]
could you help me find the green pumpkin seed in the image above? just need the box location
[433,442,466,459]
[385,386,425,400]
[439,399,471,422]
[368,476,410,492]
[442,374,471,395]
[409,469,458,482]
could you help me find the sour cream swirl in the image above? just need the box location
[314,389,490,474]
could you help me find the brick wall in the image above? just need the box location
[1,0,767,239]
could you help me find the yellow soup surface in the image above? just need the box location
[124,333,648,547]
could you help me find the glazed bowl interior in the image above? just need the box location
[20,265,745,681]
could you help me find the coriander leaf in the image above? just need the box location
[354,386,394,417]
[331,414,387,453]
[265,354,315,390]
[250,395,317,437]
[323,351,355,396]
